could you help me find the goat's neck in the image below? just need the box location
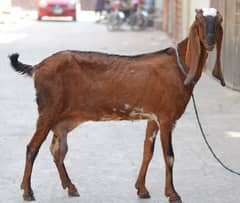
[177,38,208,84]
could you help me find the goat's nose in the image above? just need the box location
[207,33,215,45]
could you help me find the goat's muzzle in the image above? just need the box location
[206,34,216,51]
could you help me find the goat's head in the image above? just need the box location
[184,8,225,86]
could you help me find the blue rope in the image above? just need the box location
[175,44,187,76]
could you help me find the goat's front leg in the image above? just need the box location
[160,121,181,203]
[50,131,79,197]
[135,120,158,198]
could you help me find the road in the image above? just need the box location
[0,13,240,203]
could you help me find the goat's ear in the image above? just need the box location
[195,8,203,14]
[212,22,226,86]
[184,24,200,85]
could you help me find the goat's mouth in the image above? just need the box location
[204,43,215,51]
[207,45,215,51]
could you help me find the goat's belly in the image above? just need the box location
[56,105,160,133]
[98,111,158,122]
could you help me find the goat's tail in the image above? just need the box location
[9,53,33,77]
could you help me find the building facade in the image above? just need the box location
[162,0,182,40]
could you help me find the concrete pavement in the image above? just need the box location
[0,12,240,203]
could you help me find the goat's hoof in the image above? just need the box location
[68,184,80,197]
[68,190,80,197]
[168,195,182,203]
[136,187,151,199]
[135,183,151,199]
[22,187,35,201]
[23,194,36,201]
[169,199,182,203]
[138,191,151,199]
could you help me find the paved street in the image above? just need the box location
[0,12,240,203]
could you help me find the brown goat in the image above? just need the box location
[9,9,225,203]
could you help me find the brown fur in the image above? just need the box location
[9,10,224,202]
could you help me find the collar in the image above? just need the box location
[175,44,196,84]
[175,44,187,76]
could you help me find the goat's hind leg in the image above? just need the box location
[21,115,51,201]
[50,127,79,197]
[135,121,158,198]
